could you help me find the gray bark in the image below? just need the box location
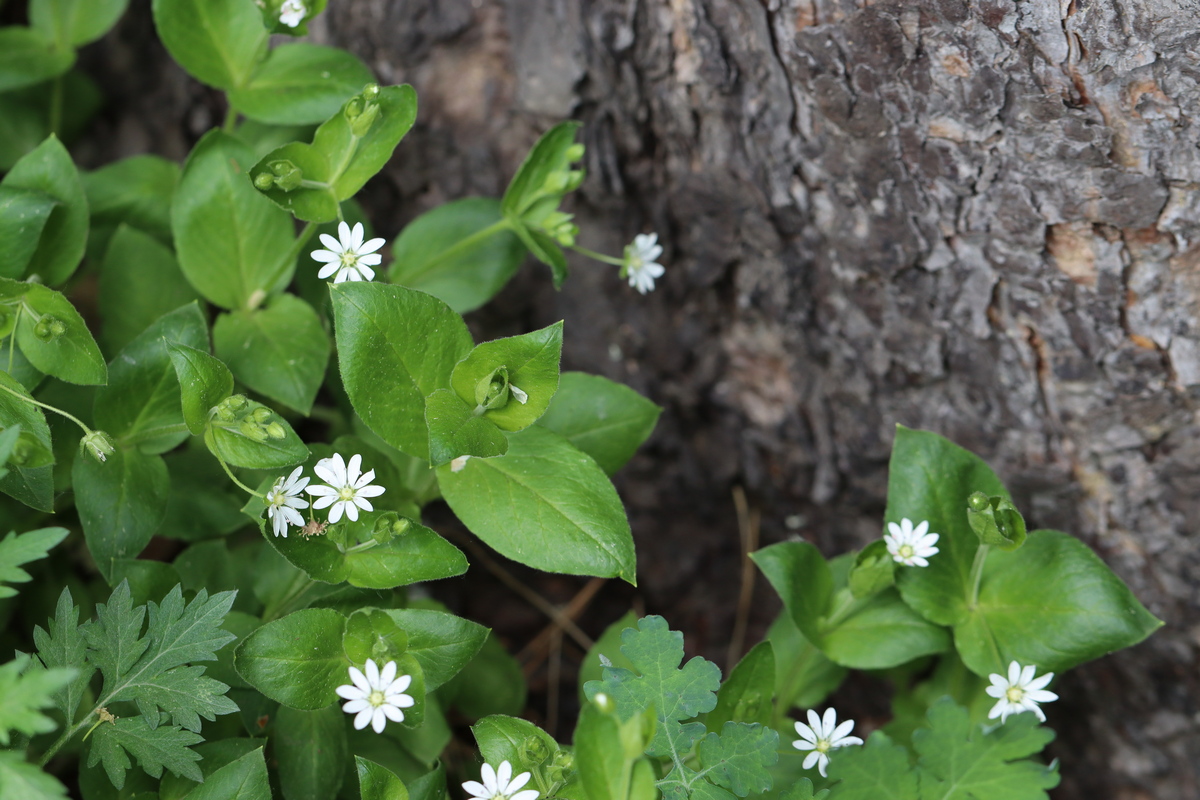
[90,0,1200,797]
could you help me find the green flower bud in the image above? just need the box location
[565,143,585,162]
[8,439,32,466]
[967,491,990,512]
[268,159,303,191]
[542,170,570,194]
[253,172,276,191]
[0,305,14,339]
[474,366,511,411]
[34,317,63,341]
[252,406,273,424]
[265,422,286,440]
[344,97,364,121]
[518,736,551,766]
[349,103,380,137]
[592,692,615,713]
[80,431,116,463]
[239,421,268,443]
[564,169,585,192]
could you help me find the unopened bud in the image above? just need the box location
[967,491,990,512]
[266,422,286,440]
[565,143,585,162]
[239,421,268,442]
[361,83,380,101]
[349,103,380,137]
[592,692,614,713]
[519,736,550,765]
[254,172,275,191]
[268,159,302,191]
[252,407,273,424]
[542,171,569,194]
[34,317,63,341]
[564,169,585,192]
[80,431,116,463]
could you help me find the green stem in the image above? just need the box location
[341,539,379,555]
[968,544,991,610]
[568,244,625,267]
[824,589,860,629]
[262,574,319,623]
[214,452,264,498]
[40,715,91,767]
[407,219,512,278]
[48,75,64,137]
[222,104,238,133]
[6,304,19,374]
[0,379,93,436]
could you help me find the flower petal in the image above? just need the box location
[348,666,370,693]
[371,707,387,733]
[353,707,373,730]
[382,703,405,722]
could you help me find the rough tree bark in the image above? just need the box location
[81,0,1199,797]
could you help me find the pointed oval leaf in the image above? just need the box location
[381,608,489,691]
[311,84,417,200]
[151,0,268,90]
[0,186,58,280]
[449,321,563,432]
[98,226,200,355]
[357,756,408,800]
[425,388,508,467]
[73,448,169,582]
[166,342,233,435]
[537,372,661,475]
[230,43,374,125]
[29,0,129,48]
[234,608,348,709]
[12,281,106,384]
[205,399,307,470]
[1,135,88,285]
[275,704,348,800]
[501,121,581,218]
[0,27,74,92]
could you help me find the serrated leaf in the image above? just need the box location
[825,731,917,800]
[913,699,1059,800]
[88,714,204,789]
[583,615,721,758]
[0,654,75,745]
[0,526,67,598]
[32,588,95,722]
[0,751,69,800]
[697,722,779,797]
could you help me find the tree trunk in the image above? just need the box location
[88,0,1199,797]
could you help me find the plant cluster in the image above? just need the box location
[0,2,1160,800]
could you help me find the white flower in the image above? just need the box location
[264,466,309,537]
[311,221,385,284]
[792,708,863,778]
[462,760,540,800]
[335,658,414,733]
[305,453,385,523]
[279,0,306,27]
[986,661,1058,724]
[622,233,665,294]
[884,518,940,567]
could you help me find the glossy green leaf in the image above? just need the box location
[438,426,636,582]
[765,612,845,712]
[0,370,54,510]
[9,281,106,385]
[965,493,1027,551]
[213,294,330,414]
[472,716,558,781]
[357,756,408,800]
[206,399,308,470]
[887,426,1010,627]
[234,608,347,709]
[161,449,249,541]
[86,155,179,259]
[1,135,88,285]
[708,642,774,731]
[450,321,562,432]
[537,372,661,475]
[331,281,473,460]
[501,121,581,218]
[311,83,418,200]
[0,27,74,93]
[381,608,489,691]
[276,704,348,800]
[29,0,129,48]
[231,43,374,125]
[172,130,294,310]
[0,186,58,279]
[158,739,263,800]
[98,226,200,355]
[95,303,207,453]
[390,198,526,313]
[424,389,508,466]
[573,704,628,800]
[151,0,268,90]
[750,542,829,645]
[174,746,269,800]
[166,342,233,435]
[512,224,568,288]
[73,448,169,581]
[954,529,1163,676]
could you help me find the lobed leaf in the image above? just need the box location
[87,714,204,790]
[0,526,67,598]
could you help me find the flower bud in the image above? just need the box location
[565,143,585,162]
[542,170,569,194]
[967,491,990,512]
[268,159,303,191]
[239,421,269,443]
[344,97,364,121]
[252,406,273,424]
[564,169,585,192]
[362,83,380,100]
[266,422,286,440]
[519,736,550,766]
[80,431,116,463]
[592,692,614,713]
[34,317,63,341]
[254,172,276,191]
[349,103,380,137]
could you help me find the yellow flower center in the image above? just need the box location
[368,690,385,707]
[338,486,356,501]
[898,544,914,559]
[815,738,832,754]
[1006,686,1024,703]
[340,251,359,267]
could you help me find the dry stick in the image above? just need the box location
[443,528,595,651]
[727,485,761,668]
[546,626,564,739]
[518,576,607,665]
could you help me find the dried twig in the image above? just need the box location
[727,485,760,667]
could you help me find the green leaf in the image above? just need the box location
[381,608,489,691]
[0,371,54,511]
[95,303,208,453]
[424,388,508,466]
[0,653,75,745]
[578,611,639,701]
[574,704,629,800]
[0,71,101,174]
[389,198,526,313]
[32,587,95,723]
[98,226,200,355]
[442,634,525,719]
[213,294,331,414]
[234,607,348,709]
[512,223,568,288]
[912,698,1059,800]
[73,448,170,581]
[437,426,636,581]
[0,751,69,800]
[583,615,721,758]
[88,715,204,789]
[357,756,408,800]
[825,731,918,800]
[449,321,563,432]
[311,84,417,200]
[173,745,269,800]
[953,530,1163,676]
[749,542,829,645]
[230,43,374,125]
[887,427,1010,627]
[708,642,774,731]
[501,121,581,218]
[29,0,129,48]
[110,558,184,607]
[151,0,268,90]
[537,372,661,475]
[161,449,248,541]
[205,399,308,469]
[765,611,845,712]
[965,493,1026,551]
[471,715,557,775]
[275,704,348,800]
[0,135,88,285]
[172,130,294,310]
[248,140,338,222]
[331,281,473,460]
[12,280,107,384]
[696,722,779,798]
[0,27,74,93]
[0,525,67,598]
[166,342,233,435]
[85,155,179,260]
[0,186,58,279]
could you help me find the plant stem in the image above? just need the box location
[405,219,512,279]
[40,715,91,766]
[0,379,93,437]
[48,75,64,137]
[222,104,238,133]
[824,588,860,629]
[968,544,991,610]
[568,244,624,267]
[214,452,264,498]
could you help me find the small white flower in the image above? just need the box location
[462,760,540,800]
[884,518,940,567]
[311,221,386,284]
[335,658,414,733]
[279,0,306,27]
[621,233,665,294]
[986,661,1058,724]
[264,466,309,537]
[509,384,529,404]
[305,453,385,523]
[792,708,863,778]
